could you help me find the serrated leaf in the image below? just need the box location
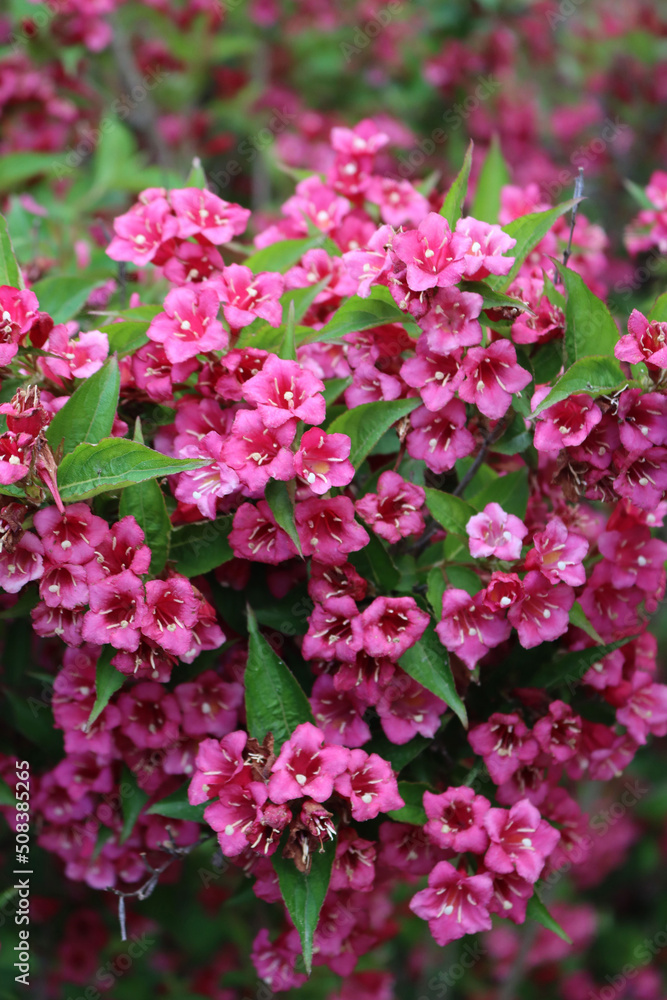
[99,320,150,356]
[47,356,120,455]
[120,766,149,844]
[440,140,473,226]
[169,516,233,577]
[569,602,603,644]
[87,646,125,729]
[30,274,111,324]
[526,894,572,944]
[556,263,619,363]
[327,397,419,470]
[265,479,302,555]
[147,786,206,823]
[533,356,625,415]
[488,197,582,291]
[424,488,477,535]
[399,624,467,728]
[470,467,529,519]
[273,839,335,975]
[119,476,171,575]
[245,606,313,750]
[306,286,418,344]
[0,213,23,287]
[470,135,510,223]
[386,781,429,825]
[57,438,205,502]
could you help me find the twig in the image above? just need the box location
[561,167,584,270]
[453,418,509,498]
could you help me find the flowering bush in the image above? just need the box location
[2,2,667,999]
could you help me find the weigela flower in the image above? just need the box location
[40,562,89,609]
[524,517,589,586]
[400,341,464,412]
[482,571,523,611]
[334,748,404,821]
[616,389,667,452]
[419,286,484,353]
[483,866,534,924]
[188,731,249,805]
[282,176,350,234]
[458,340,532,420]
[483,799,560,883]
[302,597,361,664]
[0,531,44,593]
[466,502,528,561]
[0,285,40,364]
[613,672,667,745]
[309,674,371,748]
[406,401,475,473]
[330,826,377,891]
[139,576,199,656]
[85,516,151,583]
[38,326,109,384]
[268,722,349,804]
[215,264,284,329]
[81,569,146,652]
[436,588,511,670]
[455,217,516,278]
[106,197,179,265]
[423,786,491,853]
[307,561,367,603]
[229,500,299,564]
[223,409,296,491]
[351,596,429,662]
[116,681,182,750]
[294,428,354,494]
[342,224,394,298]
[376,672,446,744]
[507,570,575,648]
[533,393,602,453]
[204,780,270,856]
[365,176,430,227]
[615,309,667,369]
[147,285,228,362]
[392,213,471,292]
[468,713,539,785]
[295,496,369,565]
[169,188,250,243]
[533,701,582,762]
[34,503,108,566]
[355,471,426,543]
[242,354,325,427]
[612,447,667,510]
[174,432,240,520]
[409,861,494,946]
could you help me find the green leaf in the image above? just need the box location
[265,479,302,556]
[386,782,429,825]
[648,291,667,324]
[87,647,125,729]
[526,894,572,944]
[0,151,63,192]
[282,278,330,324]
[0,775,16,807]
[533,356,625,415]
[117,305,162,321]
[447,565,482,595]
[57,438,205,503]
[244,236,325,275]
[119,476,171,575]
[623,177,656,211]
[399,624,467,728]
[0,213,23,287]
[169,516,233,577]
[490,411,534,455]
[470,135,510,223]
[327,398,419,470]
[556,263,619,363]
[348,531,399,592]
[489,198,582,291]
[368,733,432,772]
[471,468,529,519]
[273,839,335,975]
[440,140,473,226]
[30,274,111,324]
[307,286,418,344]
[281,300,297,361]
[120,766,149,844]
[245,606,313,750]
[47,356,120,455]
[147,785,206,823]
[460,280,533,315]
[426,566,446,617]
[185,157,207,188]
[99,321,150,356]
[322,376,352,408]
[569,601,604,644]
[424,488,476,536]
[529,636,635,690]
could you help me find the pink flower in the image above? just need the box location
[507,571,575,648]
[615,310,667,369]
[116,681,181,750]
[534,394,602,453]
[597,524,667,593]
[343,225,394,298]
[106,197,178,265]
[85,515,151,582]
[283,176,350,234]
[308,561,367,604]
[229,500,299,564]
[423,786,491,853]
[409,861,493,946]
[302,597,361,664]
[330,827,377,891]
[0,531,44,593]
[81,570,146,652]
[419,287,484,354]
[436,588,511,670]
[215,264,284,329]
[251,929,307,993]
[295,496,368,565]
[175,671,243,739]
[365,176,430,227]
[533,701,582,762]
[400,341,464,412]
[0,286,40,364]
[223,410,295,491]
[376,672,446,744]
[483,799,560,883]
[204,780,268,856]
[524,517,589,586]
[139,576,199,656]
[34,504,108,567]
[468,712,539,785]
[351,596,429,662]
[132,342,199,403]
[39,562,88,609]
[392,213,471,292]
[355,471,426,543]
[483,867,534,924]
[174,432,240,520]
[406,401,475,474]
[294,428,354,494]
[188,731,249,805]
[616,389,667,452]
[455,217,516,279]
[334,749,404,821]
[243,354,325,427]
[458,340,532,420]
[268,722,349,803]
[0,432,32,484]
[482,571,523,612]
[169,188,250,243]
[612,448,667,511]
[309,674,371,748]
[615,672,667,745]
[466,502,528,561]
[147,286,227,362]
